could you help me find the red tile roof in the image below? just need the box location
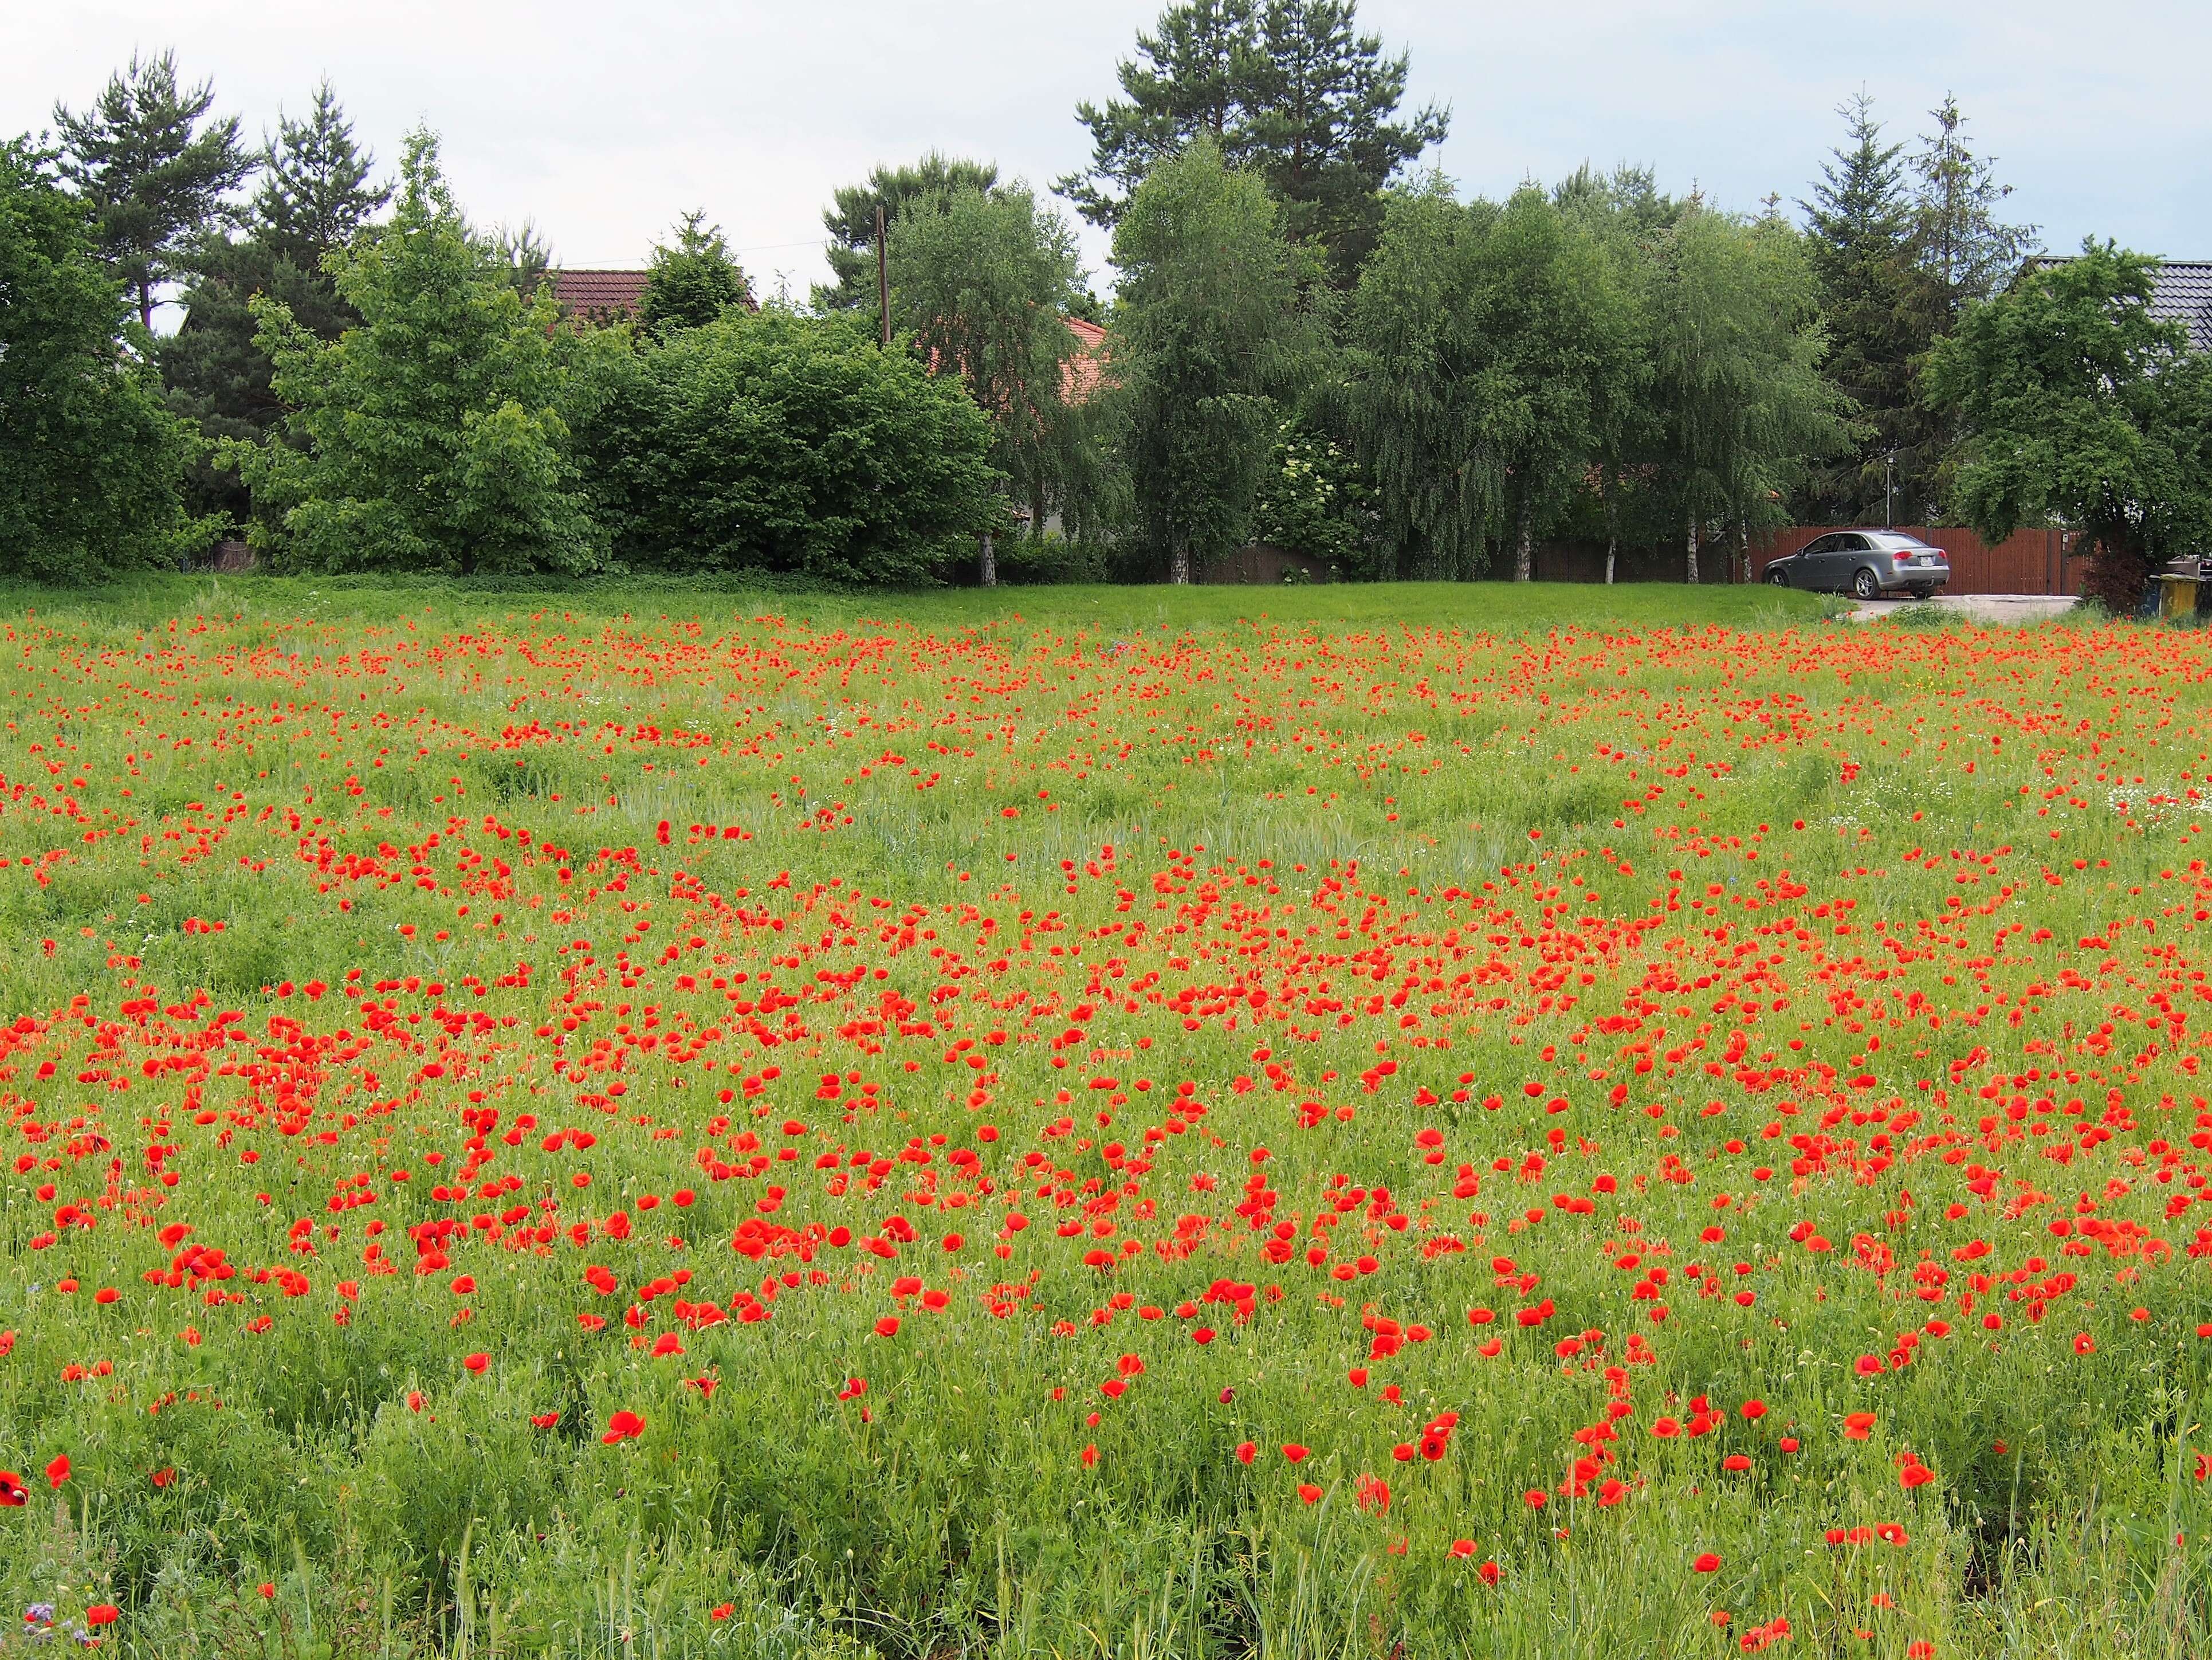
[1063,316,1107,401]
[551,269,650,322]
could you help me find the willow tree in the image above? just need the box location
[1338,180,1498,578]
[1342,180,1639,580]
[1649,204,1845,582]
[1110,139,1312,583]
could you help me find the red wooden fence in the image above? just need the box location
[1751,527,2089,596]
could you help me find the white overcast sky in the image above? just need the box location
[10,0,2210,320]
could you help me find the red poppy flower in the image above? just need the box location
[0,1470,25,1507]
[1448,1539,1476,1558]
[86,1606,119,1627]
[1692,1553,1721,1573]
[462,1353,489,1374]
[45,1455,69,1489]
[602,1410,645,1445]
[1297,1482,1322,1504]
[1282,1443,1309,1463]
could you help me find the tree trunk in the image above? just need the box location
[1170,543,1191,586]
[1737,512,1750,585]
[1512,488,1534,582]
[979,532,996,588]
[1602,469,1617,586]
[1684,512,1699,586]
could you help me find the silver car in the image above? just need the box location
[1762,531,1950,600]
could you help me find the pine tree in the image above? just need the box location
[815,152,1000,313]
[489,220,553,296]
[162,81,386,524]
[639,212,749,334]
[53,50,253,328]
[1058,0,1254,229]
[1058,0,1444,283]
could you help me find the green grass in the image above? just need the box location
[0,582,2200,1660]
[0,572,1841,635]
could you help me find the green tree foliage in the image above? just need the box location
[489,220,552,296]
[1650,204,1848,581]
[1338,183,1497,578]
[816,152,1000,313]
[1109,139,1314,582]
[162,81,387,524]
[1923,242,2212,613]
[1342,182,1641,580]
[1549,165,1673,580]
[569,309,999,586]
[1059,0,1446,281]
[250,81,389,268]
[0,139,199,581]
[639,212,749,334]
[889,183,1106,579]
[1800,95,1924,523]
[53,50,252,329]
[1908,95,2040,338]
[1249,417,1370,572]
[235,129,602,576]
[1798,93,2037,525]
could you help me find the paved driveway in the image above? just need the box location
[1848,593,2082,624]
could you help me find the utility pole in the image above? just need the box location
[875,204,890,350]
[1884,450,1896,529]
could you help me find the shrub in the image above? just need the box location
[572,308,999,586]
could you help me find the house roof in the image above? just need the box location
[551,269,650,321]
[1063,316,1107,401]
[2025,256,2212,353]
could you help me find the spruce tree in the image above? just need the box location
[235,128,603,576]
[1908,95,2039,335]
[53,50,253,328]
[639,212,749,333]
[250,80,388,269]
[1798,93,1922,523]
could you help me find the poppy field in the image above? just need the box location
[1,583,2210,1658]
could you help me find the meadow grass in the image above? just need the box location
[0,578,2198,1659]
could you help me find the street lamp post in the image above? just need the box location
[1884,451,1897,529]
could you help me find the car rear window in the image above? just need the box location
[1869,533,1935,551]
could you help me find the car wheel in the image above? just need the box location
[1765,567,1789,587]
[1852,567,1881,602]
